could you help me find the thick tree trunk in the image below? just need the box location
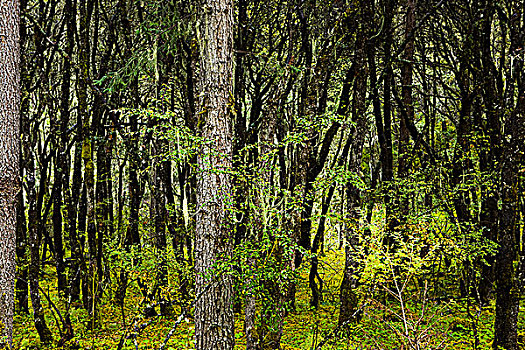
[194,0,235,349]
[0,1,20,346]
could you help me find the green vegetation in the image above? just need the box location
[12,212,525,348]
[5,0,524,348]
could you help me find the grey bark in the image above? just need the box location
[194,0,235,349]
[0,1,20,347]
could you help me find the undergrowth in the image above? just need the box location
[12,240,525,349]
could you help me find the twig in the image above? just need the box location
[158,312,187,350]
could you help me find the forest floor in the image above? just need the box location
[13,244,525,350]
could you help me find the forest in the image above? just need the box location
[0,0,524,349]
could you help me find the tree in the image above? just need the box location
[194,0,235,349]
[338,1,368,325]
[6,0,525,348]
[493,2,524,347]
[0,0,20,347]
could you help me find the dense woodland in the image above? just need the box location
[0,0,524,349]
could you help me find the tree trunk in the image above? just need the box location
[310,65,354,309]
[15,0,30,316]
[78,0,98,325]
[338,7,367,325]
[398,0,415,216]
[493,101,522,350]
[194,0,235,348]
[477,1,500,305]
[398,0,415,184]
[15,178,28,315]
[0,1,20,346]
[66,0,82,301]
[493,8,524,346]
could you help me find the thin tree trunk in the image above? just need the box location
[66,0,82,302]
[27,139,53,346]
[398,0,415,215]
[115,0,141,307]
[310,64,354,309]
[338,5,368,324]
[477,1,500,304]
[15,0,30,316]
[15,177,28,315]
[382,0,396,237]
[78,0,98,325]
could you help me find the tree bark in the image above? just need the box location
[0,1,20,347]
[338,6,367,325]
[397,0,415,216]
[493,96,522,350]
[493,4,524,346]
[15,0,30,316]
[398,0,415,187]
[194,0,235,349]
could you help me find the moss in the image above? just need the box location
[81,138,91,160]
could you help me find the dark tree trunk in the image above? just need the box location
[27,0,54,343]
[477,1,500,305]
[66,0,82,302]
[310,64,355,309]
[493,106,522,350]
[338,4,368,324]
[93,1,116,293]
[27,141,53,346]
[114,0,141,307]
[398,0,415,216]
[78,0,98,325]
[15,0,30,316]
[493,6,524,346]
[15,178,28,315]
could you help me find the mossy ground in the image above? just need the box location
[12,247,524,349]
